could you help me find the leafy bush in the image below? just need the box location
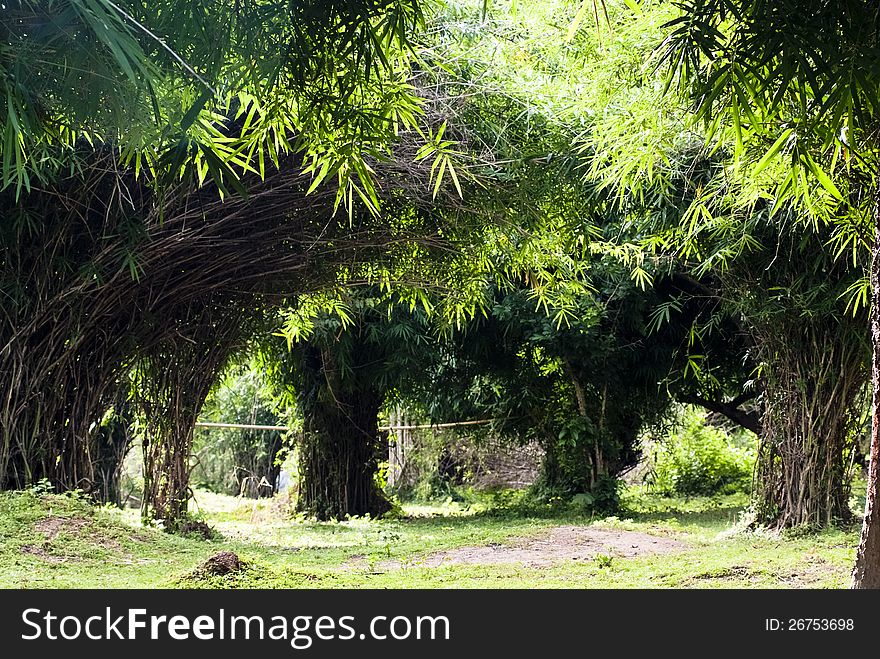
[391,426,476,502]
[645,409,757,497]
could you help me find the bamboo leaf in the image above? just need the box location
[432,156,447,199]
[803,153,843,201]
[753,128,792,176]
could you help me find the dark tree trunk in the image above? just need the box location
[852,218,880,588]
[290,337,392,521]
[140,377,209,530]
[296,375,391,520]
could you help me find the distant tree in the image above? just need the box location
[264,292,433,520]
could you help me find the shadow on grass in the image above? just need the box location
[393,489,751,529]
[264,499,741,538]
[622,505,746,527]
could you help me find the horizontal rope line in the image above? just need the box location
[194,419,496,432]
[386,419,494,430]
[194,422,287,431]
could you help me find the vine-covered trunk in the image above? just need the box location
[754,322,866,528]
[852,207,880,588]
[141,410,199,530]
[295,347,391,521]
[297,400,391,520]
[0,158,149,497]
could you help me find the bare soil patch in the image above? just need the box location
[377,525,686,569]
[19,544,71,563]
[30,515,124,553]
[34,516,90,541]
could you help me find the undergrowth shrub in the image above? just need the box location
[644,409,757,496]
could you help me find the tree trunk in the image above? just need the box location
[138,312,244,530]
[295,345,391,521]
[297,385,391,520]
[852,219,880,588]
[753,320,865,528]
[140,376,209,530]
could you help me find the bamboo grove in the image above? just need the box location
[2,0,880,588]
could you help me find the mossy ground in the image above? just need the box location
[0,486,861,589]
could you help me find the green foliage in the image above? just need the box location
[401,270,715,509]
[658,0,880,203]
[645,409,756,497]
[638,0,878,307]
[0,0,431,207]
[4,0,871,541]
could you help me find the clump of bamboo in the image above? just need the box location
[0,116,475,527]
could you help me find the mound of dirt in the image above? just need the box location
[379,525,686,569]
[176,553,322,588]
[196,551,246,576]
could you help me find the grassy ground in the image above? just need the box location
[0,485,861,589]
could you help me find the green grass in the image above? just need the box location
[0,486,861,589]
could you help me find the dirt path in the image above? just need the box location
[377,525,686,569]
